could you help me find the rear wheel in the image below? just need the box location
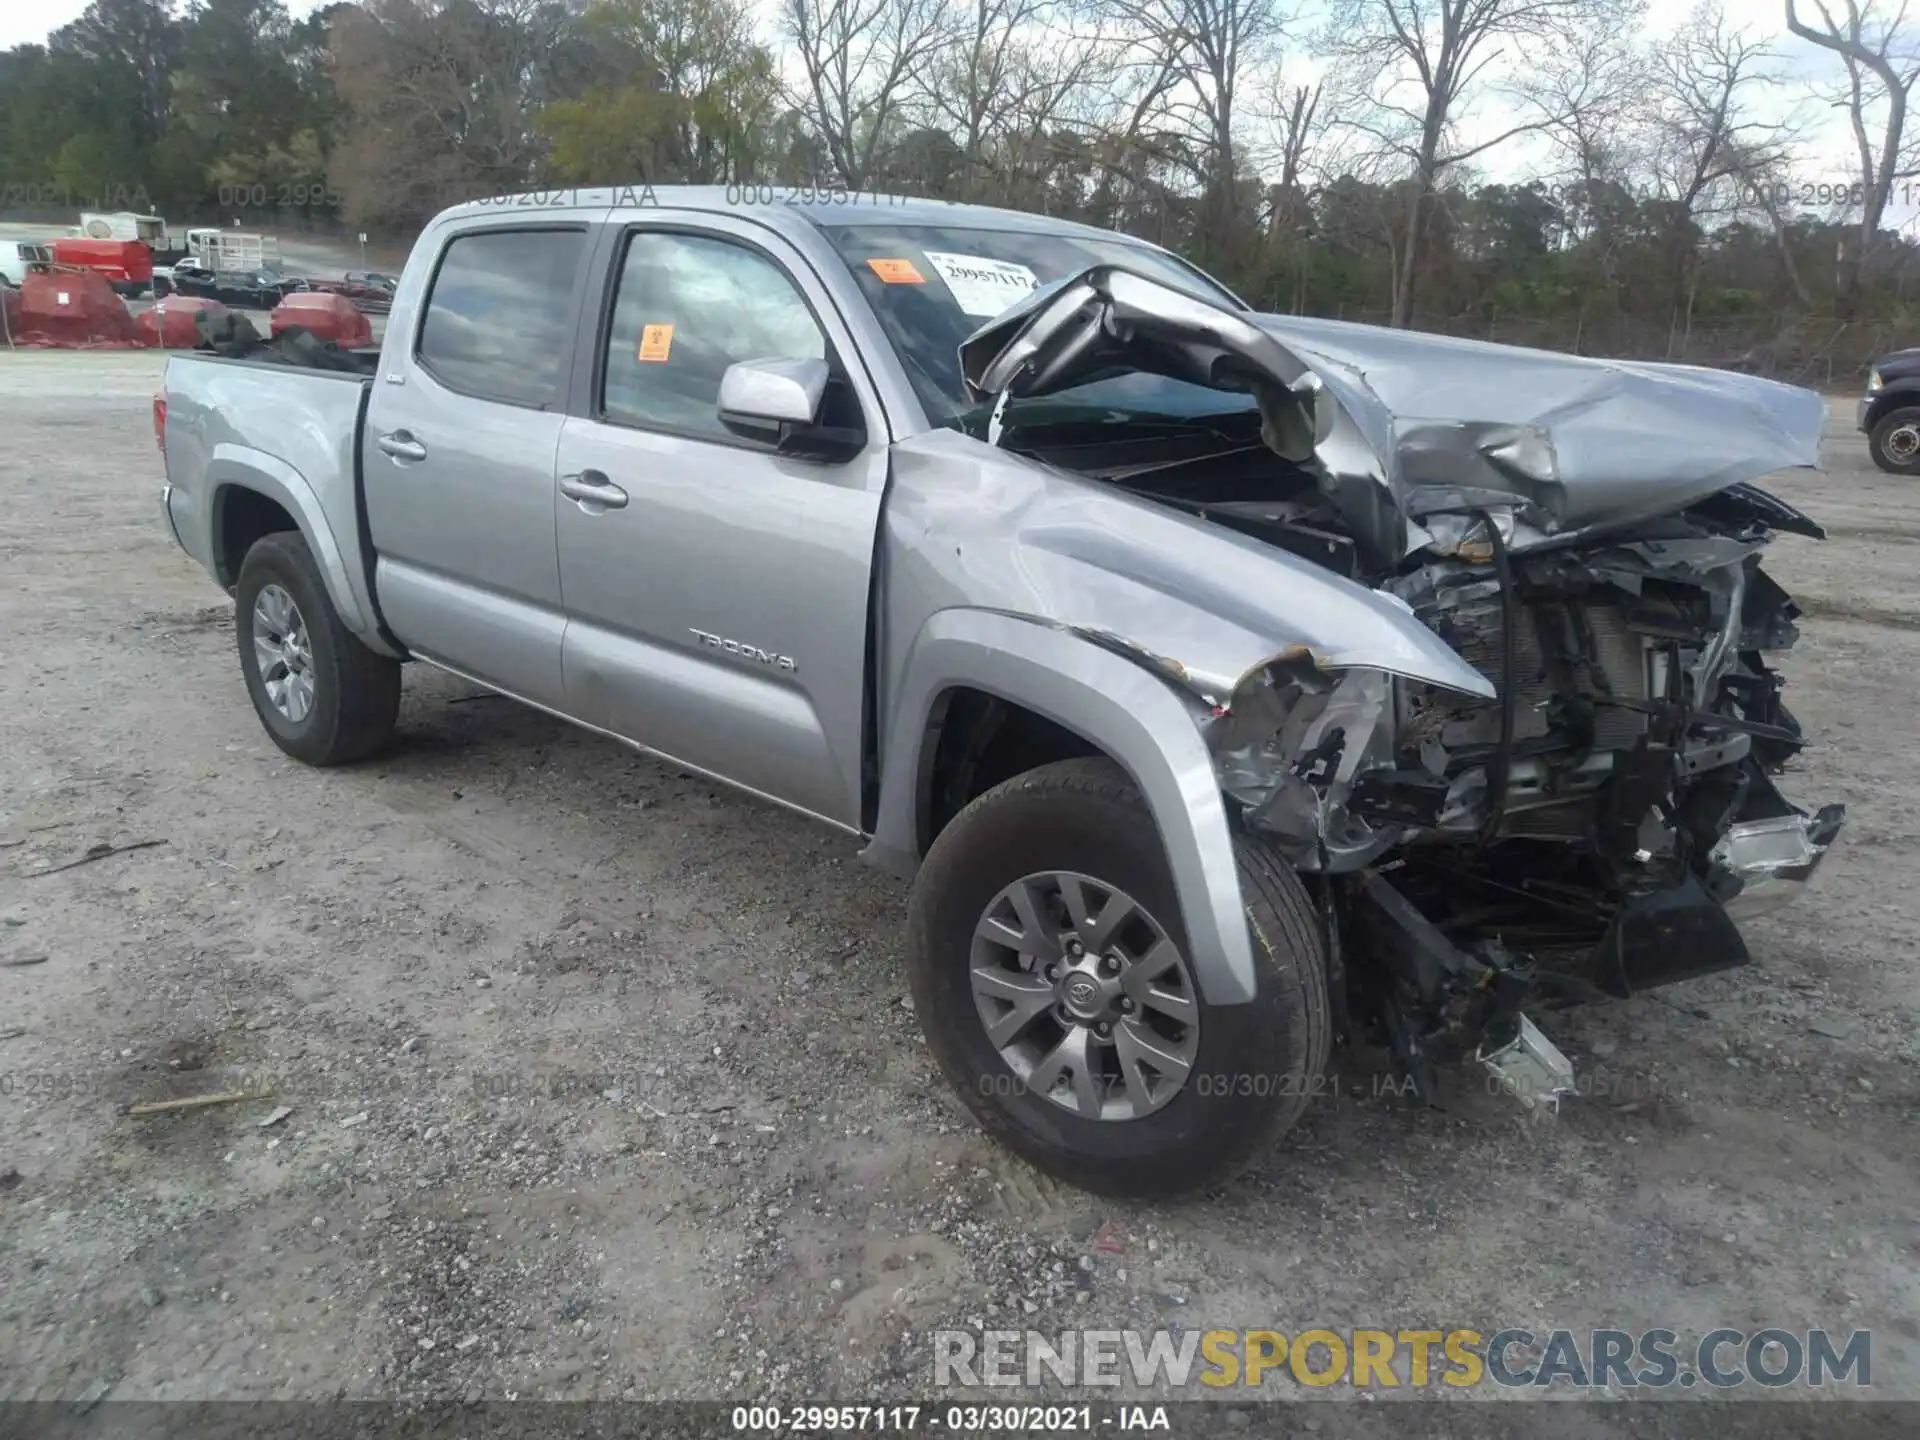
[907,758,1331,1197]
[1869,405,1920,474]
[235,531,400,765]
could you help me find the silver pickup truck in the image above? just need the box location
[158,188,1844,1196]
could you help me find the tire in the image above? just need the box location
[1869,405,1920,474]
[907,757,1332,1198]
[234,531,400,765]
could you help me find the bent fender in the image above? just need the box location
[867,609,1261,1006]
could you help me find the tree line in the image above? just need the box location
[6,0,1920,374]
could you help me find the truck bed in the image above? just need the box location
[160,353,387,649]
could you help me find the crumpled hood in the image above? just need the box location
[959,265,1828,562]
[1252,312,1827,554]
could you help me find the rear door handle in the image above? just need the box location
[376,430,427,462]
[560,470,628,511]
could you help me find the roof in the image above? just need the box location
[436,185,1127,243]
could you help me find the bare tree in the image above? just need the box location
[1537,24,1645,233]
[1051,29,1185,226]
[1742,156,1818,308]
[1102,0,1296,251]
[1239,71,1331,309]
[1639,3,1796,336]
[331,0,580,225]
[1320,0,1639,326]
[780,0,951,190]
[930,0,1103,202]
[1265,79,1325,228]
[1785,0,1920,315]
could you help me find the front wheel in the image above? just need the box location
[907,758,1332,1198]
[235,531,400,765]
[1869,405,1920,474]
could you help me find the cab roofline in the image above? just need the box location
[436,185,1126,241]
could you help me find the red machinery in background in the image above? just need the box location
[48,237,160,297]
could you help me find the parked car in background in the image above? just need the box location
[156,188,1845,1197]
[309,272,396,315]
[1859,349,1920,473]
[0,239,53,287]
[170,260,308,308]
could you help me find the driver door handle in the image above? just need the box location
[376,430,427,462]
[561,470,628,511]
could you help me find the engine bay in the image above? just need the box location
[1003,414,1846,1104]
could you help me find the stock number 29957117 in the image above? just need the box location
[730,1405,922,1432]
[730,1403,1102,1432]
[721,183,909,207]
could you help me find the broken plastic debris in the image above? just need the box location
[1477,1014,1576,1116]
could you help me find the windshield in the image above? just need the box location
[822,223,1251,430]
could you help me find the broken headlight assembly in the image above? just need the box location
[1206,653,1474,873]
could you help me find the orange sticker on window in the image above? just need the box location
[637,323,674,362]
[868,258,925,284]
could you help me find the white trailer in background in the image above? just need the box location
[185,229,283,274]
[80,211,174,249]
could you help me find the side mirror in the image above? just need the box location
[719,356,827,428]
[717,356,864,461]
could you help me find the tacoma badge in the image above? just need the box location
[689,627,797,671]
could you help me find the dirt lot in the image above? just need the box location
[0,350,1915,1424]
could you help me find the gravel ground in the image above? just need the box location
[0,350,1915,1423]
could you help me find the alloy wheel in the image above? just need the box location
[970,870,1201,1121]
[251,583,315,723]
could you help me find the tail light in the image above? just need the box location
[152,394,167,452]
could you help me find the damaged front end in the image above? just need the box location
[960,263,1847,1110]
[1203,499,1845,1105]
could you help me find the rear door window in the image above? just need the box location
[416,229,585,408]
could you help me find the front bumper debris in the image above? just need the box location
[1712,804,1847,921]
[1478,1014,1576,1116]
[1349,797,1844,1111]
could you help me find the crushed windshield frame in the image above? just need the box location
[821,223,1244,426]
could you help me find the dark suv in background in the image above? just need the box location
[1860,347,1920,472]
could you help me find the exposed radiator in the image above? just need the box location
[1440,599,1650,755]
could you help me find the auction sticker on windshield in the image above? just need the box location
[867,258,925,284]
[923,252,1040,317]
